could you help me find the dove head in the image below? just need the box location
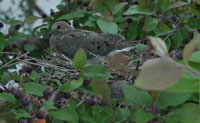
[51,21,73,34]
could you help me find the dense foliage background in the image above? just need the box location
[0,0,200,123]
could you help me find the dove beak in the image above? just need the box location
[47,30,55,37]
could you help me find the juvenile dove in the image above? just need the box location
[49,21,136,59]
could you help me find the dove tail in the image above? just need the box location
[100,34,125,42]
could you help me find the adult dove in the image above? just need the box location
[49,21,136,59]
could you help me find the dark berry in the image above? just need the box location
[61,77,68,84]
[15,24,21,30]
[34,100,42,107]
[194,47,199,51]
[178,23,184,28]
[0,88,3,93]
[77,0,82,4]
[171,15,177,22]
[42,14,47,18]
[59,98,68,106]
[50,9,54,16]
[195,2,200,8]
[132,0,139,4]
[175,50,182,60]
[98,99,107,106]
[86,7,92,11]
[36,109,47,119]
[14,88,23,99]
[19,69,24,75]
[124,27,128,33]
[86,97,95,106]
[18,118,29,123]
[84,1,89,6]
[23,80,29,83]
[22,65,33,74]
[21,97,31,106]
[43,87,52,98]
[126,18,132,23]
[12,43,17,48]
[64,92,72,98]
[83,79,91,86]
[0,22,3,28]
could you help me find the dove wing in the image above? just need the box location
[55,33,79,58]
[99,34,125,55]
[56,30,107,58]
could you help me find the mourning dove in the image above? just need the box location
[49,21,136,60]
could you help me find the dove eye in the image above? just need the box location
[57,25,61,29]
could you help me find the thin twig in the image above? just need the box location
[49,89,59,102]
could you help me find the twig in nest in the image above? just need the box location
[89,51,107,65]
[49,89,60,102]
[0,52,29,70]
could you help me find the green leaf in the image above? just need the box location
[162,103,200,123]
[130,107,155,123]
[30,71,40,82]
[48,109,76,123]
[181,71,200,80]
[60,78,83,93]
[190,5,200,17]
[1,72,11,84]
[41,101,57,110]
[124,5,152,15]
[24,82,46,96]
[104,0,118,12]
[157,92,190,109]
[189,61,200,73]
[160,0,170,13]
[97,19,118,34]
[83,16,97,28]
[172,31,184,49]
[91,79,111,105]
[190,51,200,63]
[197,0,200,4]
[165,38,171,50]
[80,64,110,81]
[127,22,138,41]
[57,11,86,20]
[187,18,200,28]
[135,58,182,91]
[122,84,152,106]
[112,2,128,15]
[181,27,189,39]
[159,22,170,32]
[143,17,159,32]
[24,44,36,52]
[163,1,188,13]
[74,48,87,69]
[183,34,200,62]
[65,106,79,123]
[24,15,40,24]
[79,111,96,123]
[115,108,131,122]
[164,75,199,93]
[136,44,148,51]
[15,109,31,119]
[91,105,114,122]
[0,93,17,105]
[0,32,5,51]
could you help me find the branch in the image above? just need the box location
[0,52,29,70]
[26,0,47,16]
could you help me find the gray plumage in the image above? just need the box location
[50,21,136,59]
